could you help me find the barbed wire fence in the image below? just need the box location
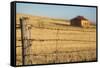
[17,17,33,65]
[16,17,96,65]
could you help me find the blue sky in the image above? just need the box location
[16,3,97,23]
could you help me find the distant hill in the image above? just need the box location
[90,22,96,26]
[16,13,70,26]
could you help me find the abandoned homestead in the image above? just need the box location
[70,16,90,28]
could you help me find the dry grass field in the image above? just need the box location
[16,13,96,65]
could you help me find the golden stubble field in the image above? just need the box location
[16,13,96,65]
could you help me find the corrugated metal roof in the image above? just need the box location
[71,16,88,20]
